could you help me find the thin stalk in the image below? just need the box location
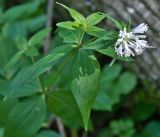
[77,31,85,48]
[56,117,67,137]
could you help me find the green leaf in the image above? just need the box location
[25,15,46,33]
[58,28,83,44]
[6,45,74,98]
[110,119,135,137]
[143,121,160,137]
[46,90,83,128]
[85,26,106,38]
[70,50,101,130]
[86,12,106,26]
[28,28,51,47]
[2,1,41,22]
[93,64,137,111]
[36,130,60,137]
[57,21,76,30]
[4,95,46,137]
[4,50,24,71]
[25,47,39,57]
[132,101,156,122]
[83,32,118,50]
[0,97,18,126]
[5,79,41,98]
[115,72,137,94]
[93,64,122,111]
[56,2,85,23]
[15,36,27,50]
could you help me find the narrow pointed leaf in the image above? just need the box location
[56,2,85,23]
[86,12,106,26]
[6,45,74,98]
[28,28,51,47]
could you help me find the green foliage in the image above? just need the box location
[56,2,86,24]
[4,96,46,137]
[36,130,60,137]
[100,119,135,137]
[46,90,83,128]
[93,64,137,111]
[0,1,157,137]
[110,119,135,137]
[2,1,42,22]
[0,97,18,126]
[142,121,160,137]
[28,28,51,47]
[86,12,106,26]
[0,128,4,137]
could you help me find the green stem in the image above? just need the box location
[77,31,85,48]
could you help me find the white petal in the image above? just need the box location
[132,23,148,34]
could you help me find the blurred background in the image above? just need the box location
[0,0,160,137]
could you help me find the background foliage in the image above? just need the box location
[0,0,160,137]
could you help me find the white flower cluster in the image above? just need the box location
[115,23,149,57]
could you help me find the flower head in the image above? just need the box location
[115,23,149,57]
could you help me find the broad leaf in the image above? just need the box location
[46,90,83,128]
[0,97,18,126]
[86,12,106,26]
[4,95,46,137]
[114,72,137,94]
[70,50,101,130]
[57,49,100,129]
[28,28,51,47]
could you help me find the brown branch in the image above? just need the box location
[44,0,55,54]
[56,117,67,137]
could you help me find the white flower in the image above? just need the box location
[115,23,149,57]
